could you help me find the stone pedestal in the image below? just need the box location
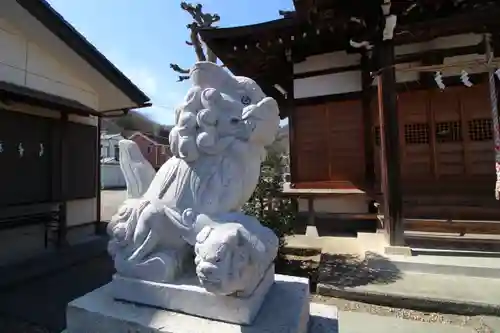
[110,265,276,325]
[64,274,338,333]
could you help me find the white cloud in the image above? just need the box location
[126,68,158,96]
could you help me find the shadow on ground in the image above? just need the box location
[276,255,319,292]
[0,255,115,333]
[318,251,402,289]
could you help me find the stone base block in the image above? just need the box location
[110,264,275,325]
[384,245,413,256]
[65,274,336,333]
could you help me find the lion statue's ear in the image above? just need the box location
[234,227,247,247]
[196,226,213,244]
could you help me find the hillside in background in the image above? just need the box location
[101,110,172,138]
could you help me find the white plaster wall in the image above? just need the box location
[69,114,98,126]
[294,51,360,74]
[298,195,369,214]
[101,164,126,189]
[66,198,98,227]
[101,135,124,159]
[394,33,483,56]
[294,33,483,99]
[0,18,98,110]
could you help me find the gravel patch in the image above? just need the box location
[312,295,497,333]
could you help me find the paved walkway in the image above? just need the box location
[101,189,126,222]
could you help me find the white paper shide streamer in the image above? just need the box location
[460,70,473,87]
[434,71,446,90]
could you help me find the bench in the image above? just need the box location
[0,202,64,247]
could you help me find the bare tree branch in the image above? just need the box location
[170,63,190,74]
[278,10,295,18]
[171,2,221,82]
[206,46,217,63]
[188,22,206,61]
[181,2,220,28]
[177,75,191,82]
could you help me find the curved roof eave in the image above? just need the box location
[17,0,151,106]
[199,17,295,41]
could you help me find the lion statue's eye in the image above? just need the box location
[230,117,240,125]
[241,95,251,105]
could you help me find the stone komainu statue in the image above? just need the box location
[107,61,281,296]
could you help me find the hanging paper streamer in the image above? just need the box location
[39,143,44,157]
[434,71,446,90]
[495,68,500,81]
[460,70,473,87]
[18,143,24,157]
[0,142,3,153]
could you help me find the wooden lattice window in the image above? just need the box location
[374,126,381,146]
[435,121,462,143]
[468,119,493,141]
[404,123,429,145]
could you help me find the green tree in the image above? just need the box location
[242,152,295,253]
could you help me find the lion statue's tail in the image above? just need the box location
[119,139,156,199]
[107,140,157,254]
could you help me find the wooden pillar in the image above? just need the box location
[361,52,376,187]
[58,113,68,247]
[307,197,315,225]
[305,196,318,237]
[377,41,404,246]
[95,116,103,234]
[286,60,298,187]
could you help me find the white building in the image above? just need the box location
[101,132,123,161]
[0,0,150,265]
[100,132,126,189]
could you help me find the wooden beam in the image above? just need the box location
[361,52,375,187]
[405,219,500,235]
[307,197,315,228]
[377,40,404,247]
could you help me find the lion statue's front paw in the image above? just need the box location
[194,222,274,296]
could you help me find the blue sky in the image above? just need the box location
[46,0,294,125]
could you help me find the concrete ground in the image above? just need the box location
[100,189,126,222]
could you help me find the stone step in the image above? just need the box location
[386,248,500,279]
[317,270,500,316]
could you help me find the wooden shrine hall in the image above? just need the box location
[200,0,500,249]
